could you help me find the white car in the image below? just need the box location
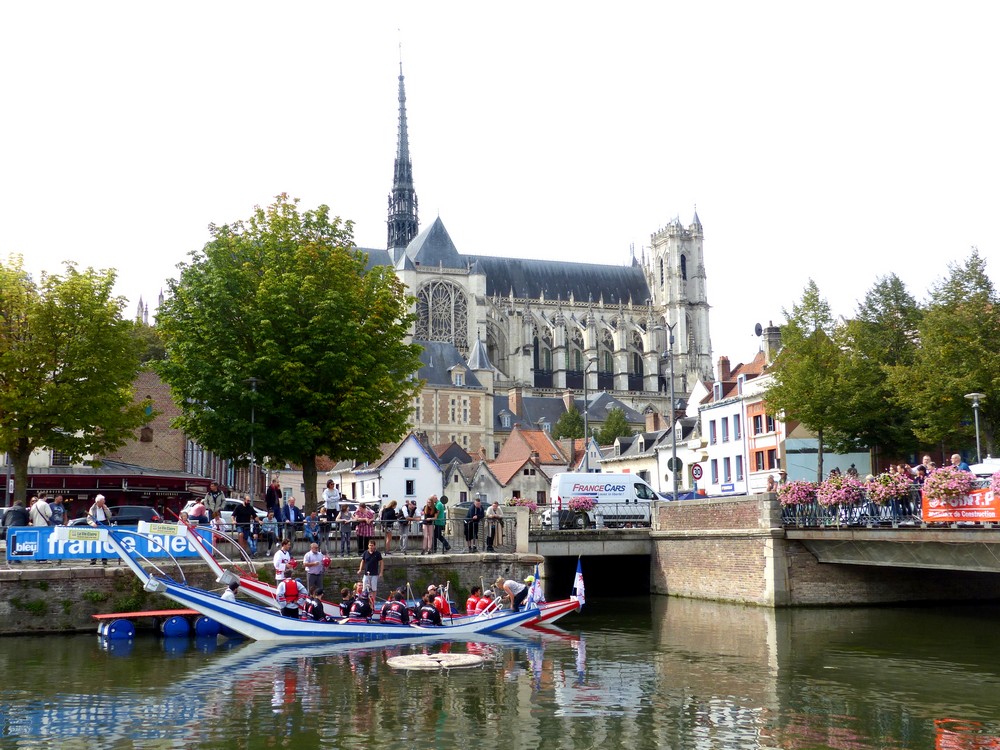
[181,498,266,530]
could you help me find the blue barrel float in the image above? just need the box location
[194,616,221,638]
[98,618,136,640]
[160,615,191,638]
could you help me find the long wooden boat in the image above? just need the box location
[56,526,541,643]
[163,520,581,628]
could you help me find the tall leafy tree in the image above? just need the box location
[0,256,147,502]
[552,406,584,440]
[763,280,842,481]
[831,274,921,458]
[887,248,1000,457]
[156,195,424,511]
[597,407,633,445]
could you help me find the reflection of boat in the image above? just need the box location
[58,526,542,643]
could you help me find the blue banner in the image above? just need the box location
[5,526,212,562]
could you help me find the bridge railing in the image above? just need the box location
[781,481,992,528]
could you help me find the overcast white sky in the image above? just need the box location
[3,2,997,367]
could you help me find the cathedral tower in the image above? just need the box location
[386,61,419,261]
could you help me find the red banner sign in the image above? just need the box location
[923,488,1000,523]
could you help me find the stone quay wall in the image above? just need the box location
[0,555,540,636]
[652,495,1000,607]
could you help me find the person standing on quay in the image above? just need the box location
[204,481,226,522]
[265,478,284,522]
[353,502,375,555]
[421,496,437,555]
[433,495,450,553]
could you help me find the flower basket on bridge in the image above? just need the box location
[507,497,538,512]
[777,481,817,507]
[921,466,976,506]
[568,497,596,513]
[817,474,865,508]
[991,471,1000,496]
[865,472,913,505]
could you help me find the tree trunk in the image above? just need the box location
[301,455,318,513]
[11,440,31,504]
[816,427,825,483]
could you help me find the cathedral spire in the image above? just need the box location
[387,57,419,258]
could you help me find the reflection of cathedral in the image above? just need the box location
[362,65,713,416]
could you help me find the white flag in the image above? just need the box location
[571,558,585,607]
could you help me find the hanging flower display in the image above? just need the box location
[568,496,596,512]
[865,472,914,505]
[816,474,866,507]
[921,466,976,505]
[777,480,817,507]
[507,497,538,512]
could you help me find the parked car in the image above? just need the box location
[181,498,266,530]
[68,505,164,527]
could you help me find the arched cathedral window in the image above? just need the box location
[659,258,664,286]
[415,280,468,351]
[680,254,687,281]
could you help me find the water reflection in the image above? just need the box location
[3,601,1000,748]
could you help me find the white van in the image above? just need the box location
[547,473,658,529]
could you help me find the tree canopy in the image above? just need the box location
[0,256,147,502]
[597,407,633,445]
[887,248,1000,456]
[552,406,583,440]
[156,195,424,511]
[763,280,842,481]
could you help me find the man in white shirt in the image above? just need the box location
[29,496,53,526]
[273,539,293,577]
[302,542,325,593]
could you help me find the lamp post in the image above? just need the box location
[965,392,986,464]
[582,357,598,472]
[663,323,679,499]
[246,377,259,500]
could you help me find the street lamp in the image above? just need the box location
[965,392,986,463]
[663,323,679,499]
[582,357,598,472]
[246,377,259,500]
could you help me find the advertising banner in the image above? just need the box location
[922,488,1000,523]
[5,525,212,562]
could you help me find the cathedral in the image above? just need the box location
[362,65,714,439]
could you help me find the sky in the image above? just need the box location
[3,2,998,368]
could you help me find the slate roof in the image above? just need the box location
[601,417,698,464]
[466,338,495,371]
[402,217,464,269]
[415,341,484,388]
[466,255,651,305]
[493,391,645,433]
[356,246,393,271]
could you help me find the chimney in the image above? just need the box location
[508,386,523,417]
[717,356,731,382]
[763,322,782,365]
[562,389,574,412]
[646,411,662,432]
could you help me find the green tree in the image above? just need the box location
[156,195,424,511]
[0,256,148,503]
[831,274,921,458]
[763,280,842,482]
[596,407,633,445]
[887,248,1000,456]
[130,322,165,363]
[552,406,584,440]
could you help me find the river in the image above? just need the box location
[1,597,999,749]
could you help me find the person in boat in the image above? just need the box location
[276,568,307,618]
[358,540,384,608]
[379,590,410,625]
[428,584,452,618]
[339,587,353,618]
[466,585,483,614]
[303,587,326,621]
[273,539,293,577]
[495,576,529,610]
[416,593,442,626]
[346,591,373,623]
[221,580,239,602]
[474,590,495,614]
[302,542,325,594]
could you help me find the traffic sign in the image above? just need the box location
[691,463,703,481]
[667,457,683,472]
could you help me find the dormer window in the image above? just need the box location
[713,382,723,401]
[501,413,512,429]
[452,370,465,386]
